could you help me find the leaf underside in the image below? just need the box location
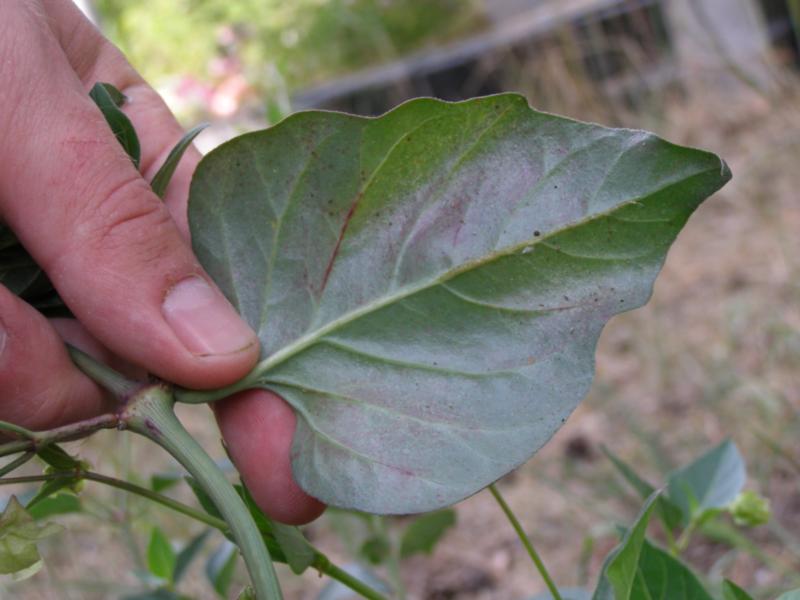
[189,94,730,514]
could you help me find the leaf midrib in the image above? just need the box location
[253,164,720,378]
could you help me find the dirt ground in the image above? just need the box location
[6,75,800,600]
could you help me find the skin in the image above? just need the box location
[0,0,323,524]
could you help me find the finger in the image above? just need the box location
[0,286,110,430]
[43,0,200,237]
[215,390,326,525]
[0,3,258,390]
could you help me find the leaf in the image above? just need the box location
[99,82,128,107]
[122,590,185,600]
[173,529,211,584]
[150,124,207,198]
[0,496,61,576]
[25,477,81,510]
[147,526,177,583]
[37,444,86,471]
[89,82,141,168]
[360,536,390,565]
[601,445,683,533]
[150,472,183,494]
[237,587,256,600]
[205,540,239,598]
[399,508,456,558]
[667,439,746,525]
[26,493,81,520]
[189,94,731,513]
[237,482,315,574]
[722,580,755,600]
[185,476,222,520]
[628,540,713,600]
[593,492,659,600]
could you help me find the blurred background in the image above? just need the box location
[10,0,800,598]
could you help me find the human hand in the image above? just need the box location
[0,0,323,524]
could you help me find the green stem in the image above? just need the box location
[67,345,140,399]
[0,469,388,600]
[124,385,282,600]
[313,555,388,600]
[174,369,261,405]
[0,471,226,530]
[488,484,562,600]
[0,451,35,477]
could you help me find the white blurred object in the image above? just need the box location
[72,0,97,23]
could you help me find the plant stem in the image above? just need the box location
[0,469,389,600]
[66,345,140,399]
[488,484,562,600]
[312,555,388,600]
[0,451,35,477]
[174,368,261,405]
[124,385,283,600]
[0,470,225,529]
[0,413,119,458]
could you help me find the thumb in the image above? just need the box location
[0,3,259,389]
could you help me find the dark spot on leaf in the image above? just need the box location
[533,230,540,237]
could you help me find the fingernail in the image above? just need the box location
[162,277,256,356]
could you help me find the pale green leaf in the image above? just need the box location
[667,439,746,524]
[0,497,61,576]
[189,94,730,513]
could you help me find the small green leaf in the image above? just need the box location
[147,526,177,583]
[89,82,141,168]
[99,82,128,107]
[727,490,770,527]
[150,472,182,494]
[360,536,391,565]
[237,483,315,574]
[206,540,239,598]
[26,493,81,520]
[399,509,456,558]
[37,444,86,471]
[185,476,222,520]
[601,445,683,532]
[150,124,207,198]
[0,496,61,576]
[628,540,713,600]
[173,529,211,584]
[26,477,82,510]
[667,439,746,525]
[722,580,755,600]
[593,492,659,600]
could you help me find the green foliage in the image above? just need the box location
[95,0,485,93]
[0,497,61,578]
[147,526,177,582]
[722,579,756,600]
[205,540,239,598]
[593,493,659,600]
[666,439,746,525]
[188,93,730,513]
[89,82,141,168]
[150,124,207,198]
[399,509,456,558]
